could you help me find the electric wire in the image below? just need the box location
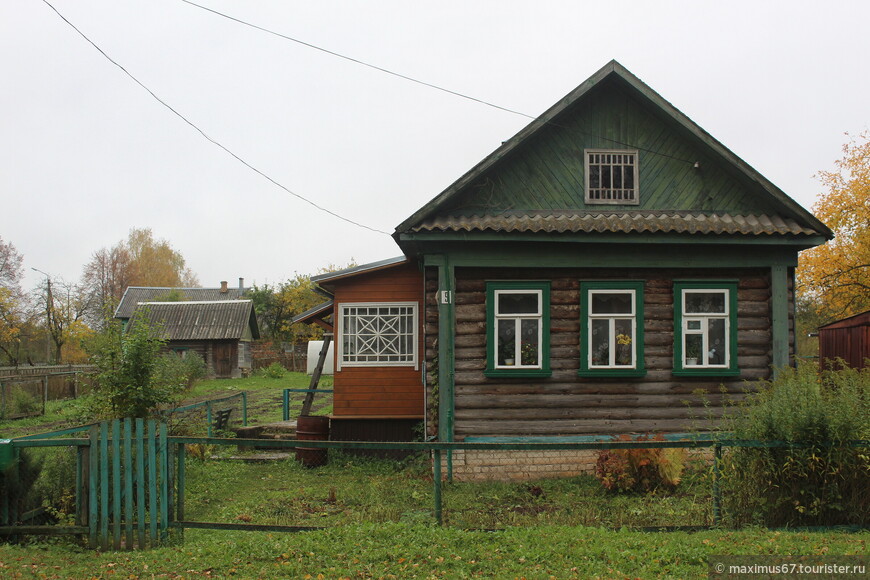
[41,0,391,236]
[180,0,697,165]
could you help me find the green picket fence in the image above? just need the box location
[1,419,171,550]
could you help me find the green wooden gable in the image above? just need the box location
[394,61,830,244]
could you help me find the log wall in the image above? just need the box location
[425,266,790,438]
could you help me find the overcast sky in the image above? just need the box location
[3,0,868,292]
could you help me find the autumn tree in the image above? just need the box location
[0,236,26,364]
[81,228,199,327]
[798,131,870,321]
[251,274,324,345]
[251,262,357,346]
[32,276,94,364]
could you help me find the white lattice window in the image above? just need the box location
[584,149,639,204]
[338,303,418,369]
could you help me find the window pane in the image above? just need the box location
[591,319,610,366]
[591,292,632,314]
[614,319,633,366]
[707,318,727,365]
[589,164,600,189]
[685,291,726,314]
[520,319,539,366]
[497,319,516,365]
[685,334,703,365]
[498,292,538,314]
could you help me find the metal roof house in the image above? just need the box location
[301,61,832,479]
[130,299,259,379]
[114,279,249,322]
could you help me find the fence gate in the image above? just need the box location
[82,419,172,550]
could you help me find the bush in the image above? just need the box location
[152,352,207,390]
[594,433,687,493]
[2,386,41,419]
[259,362,286,379]
[721,362,870,527]
[85,310,184,419]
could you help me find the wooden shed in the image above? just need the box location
[132,300,260,379]
[818,311,870,369]
[304,61,832,479]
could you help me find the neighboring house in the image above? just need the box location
[300,61,832,479]
[115,279,256,379]
[818,311,870,369]
[132,300,260,379]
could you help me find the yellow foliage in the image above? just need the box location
[798,131,870,319]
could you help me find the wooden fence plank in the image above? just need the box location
[148,420,158,546]
[87,425,98,548]
[99,422,109,551]
[135,418,145,549]
[159,422,169,542]
[112,420,121,550]
[123,418,133,549]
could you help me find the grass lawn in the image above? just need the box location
[1,373,867,578]
[0,525,865,579]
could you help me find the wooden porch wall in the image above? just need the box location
[425,266,792,438]
[332,263,425,417]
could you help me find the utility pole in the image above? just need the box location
[32,268,53,364]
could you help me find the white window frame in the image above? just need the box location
[681,289,730,369]
[493,289,543,370]
[337,302,418,370]
[587,288,638,369]
[584,149,639,205]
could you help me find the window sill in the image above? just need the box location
[484,368,552,378]
[578,369,647,378]
[672,368,740,377]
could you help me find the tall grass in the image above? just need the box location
[721,362,869,527]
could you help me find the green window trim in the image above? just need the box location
[484,281,551,378]
[673,280,739,377]
[578,281,646,378]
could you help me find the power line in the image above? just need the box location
[180,0,696,165]
[40,0,391,236]
[180,0,536,122]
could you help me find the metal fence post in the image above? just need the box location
[282,389,289,422]
[242,392,248,426]
[712,444,722,526]
[433,449,443,526]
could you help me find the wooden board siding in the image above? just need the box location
[438,78,783,219]
[332,263,425,417]
[425,266,782,438]
[819,311,870,369]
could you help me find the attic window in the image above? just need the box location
[584,149,639,205]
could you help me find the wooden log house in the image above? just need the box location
[300,61,832,479]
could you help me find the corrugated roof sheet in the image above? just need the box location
[292,300,334,325]
[411,212,822,236]
[131,300,257,341]
[115,286,249,319]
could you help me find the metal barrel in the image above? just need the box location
[295,415,329,467]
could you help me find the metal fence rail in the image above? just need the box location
[1,424,867,550]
